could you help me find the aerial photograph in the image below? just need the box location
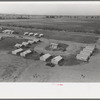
[0,1,100,82]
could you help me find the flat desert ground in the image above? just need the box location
[0,18,100,82]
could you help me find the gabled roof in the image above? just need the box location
[52,56,62,62]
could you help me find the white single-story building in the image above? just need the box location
[51,55,63,65]
[76,54,90,61]
[33,38,40,43]
[22,41,29,46]
[14,43,22,48]
[12,48,23,55]
[85,45,95,51]
[50,43,58,49]
[28,32,34,36]
[38,34,44,38]
[80,50,92,56]
[34,33,39,37]
[24,32,29,35]
[40,53,51,61]
[2,30,14,34]
[27,40,35,44]
[20,49,32,57]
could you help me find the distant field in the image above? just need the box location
[0,18,100,32]
[0,18,100,43]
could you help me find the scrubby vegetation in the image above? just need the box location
[0,37,28,50]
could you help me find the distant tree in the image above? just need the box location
[46,16,49,18]
[91,16,94,18]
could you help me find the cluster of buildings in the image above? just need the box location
[14,38,40,49]
[12,48,32,57]
[2,29,15,34]
[12,45,63,65]
[12,38,41,57]
[76,45,96,61]
[24,32,44,38]
[40,53,63,65]
[12,38,63,65]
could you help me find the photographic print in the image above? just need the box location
[0,1,100,83]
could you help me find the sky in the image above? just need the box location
[0,2,100,15]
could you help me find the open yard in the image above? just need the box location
[0,37,28,51]
[0,17,100,82]
[0,18,100,44]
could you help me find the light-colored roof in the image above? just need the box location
[29,33,34,35]
[76,54,89,61]
[28,40,34,44]
[15,43,22,47]
[14,48,23,52]
[24,32,29,34]
[85,45,95,50]
[34,33,39,36]
[22,41,29,45]
[80,50,92,55]
[21,49,32,55]
[52,56,62,62]
[41,53,51,59]
[39,34,44,36]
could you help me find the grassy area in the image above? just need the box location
[59,55,85,66]
[0,18,100,33]
[0,65,17,80]
[25,51,40,60]
[0,18,99,44]
[0,37,28,51]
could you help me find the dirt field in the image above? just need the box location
[0,48,100,82]
[0,18,100,44]
[0,33,99,82]
[0,18,100,82]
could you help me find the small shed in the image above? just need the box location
[29,33,34,36]
[76,54,89,61]
[40,53,51,61]
[33,38,40,43]
[20,49,32,57]
[50,43,58,49]
[12,48,23,55]
[34,33,39,37]
[28,40,35,44]
[51,55,63,65]
[85,45,95,50]
[14,43,22,48]
[38,34,44,37]
[2,30,14,34]
[24,32,29,35]
[22,41,29,46]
